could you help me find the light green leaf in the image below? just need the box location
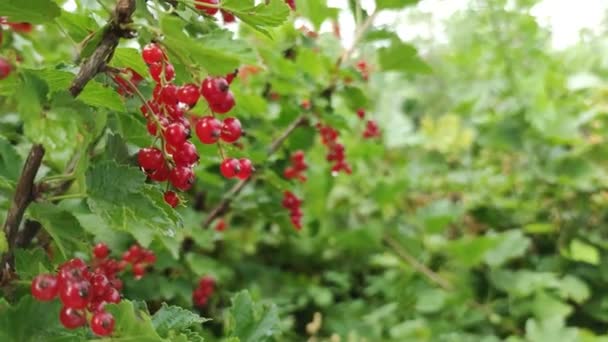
[223,0,290,37]
[228,291,281,342]
[110,48,149,78]
[152,303,209,337]
[104,301,162,340]
[27,203,87,259]
[0,0,61,24]
[79,81,126,112]
[295,0,339,30]
[565,239,599,265]
[378,40,431,74]
[484,230,531,267]
[376,0,420,10]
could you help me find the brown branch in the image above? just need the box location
[69,0,136,97]
[202,116,308,228]
[382,234,453,291]
[1,144,45,273]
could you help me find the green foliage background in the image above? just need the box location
[2,0,608,341]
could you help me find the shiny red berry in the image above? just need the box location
[0,58,11,80]
[215,219,227,231]
[195,0,219,15]
[177,84,200,107]
[8,22,33,33]
[221,10,236,23]
[169,166,195,191]
[160,84,178,105]
[195,115,222,144]
[220,158,240,178]
[59,280,92,309]
[142,43,164,64]
[236,158,253,180]
[103,287,121,304]
[91,273,110,297]
[209,91,235,114]
[221,117,242,143]
[201,77,229,102]
[59,306,86,329]
[93,242,109,259]
[91,311,115,336]
[164,190,180,208]
[148,162,170,182]
[149,62,175,83]
[285,0,295,10]
[132,263,146,279]
[138,147,164,171]
[172,141,199,166]
[163,123,188,147]
[31,274,58,301]
[356,108,365,119]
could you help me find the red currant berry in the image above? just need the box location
[140,101,160,118]
[195,115,222,144]
[93,242,109,259]
[91,311,115,336]
[220,158,240,178]
[209,91,235,114]
[177,83,200,107]
[31,274,58,301]
[164,190,180,208]
[59,306,87,329]
[169,166,195,191]
[88,300,107,313]
[0,58,12,80]
[148,162,170,182]
[103,287,121,304]
[221,10,236,23]
[160,84,178,105]
[284,166,298,179]
[91,273,110,297]
[138,147,164,171]
[142,249,157,264]
[8,22,33,33]
[236,158,253,180]
[356,108,365,119]
[142,43,164,64]
[215,219,227,231]
[172,141,199,166]
[149,62,175,83]
[285,0,295,10]
[59,280,92,309]
[132,263,146,279]
[194,0,219,15]
[220,117,242,143]
[166,103,185,120]
[163,123,189,147]
[201,77,229,103]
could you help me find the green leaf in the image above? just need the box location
[79,81,126,112]
[0,0,61,24]
[27,203,87,259]
[86,161,181,244]
[152,303,209,337]
[378,40,431,74]
[565,239,600,265]
[161,16,257,75]
[295,0,339,30]
[14,248,51,279]
[0,296,64,341]
[228,291,281,342]
[0,137,22,185]
[55,10,99,42]
[223,0,290,37]
[484,230,531,267]
[375,0,420,10]
[104,301,163,340]
[110,48,149,78]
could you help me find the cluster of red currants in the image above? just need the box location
[282,191,303,230]
[30,243,156,335]
[284,150,307,182]
[317,123,352,175]
[0,17,30,80]
[120,243,157,279]
[357,108,381,139]
[193,0,236,24]
[192,276,215,307]
[196,76,253,181]
[129,43,201,208]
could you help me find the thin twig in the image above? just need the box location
[382,234,453,290]
[202,116,308,228]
